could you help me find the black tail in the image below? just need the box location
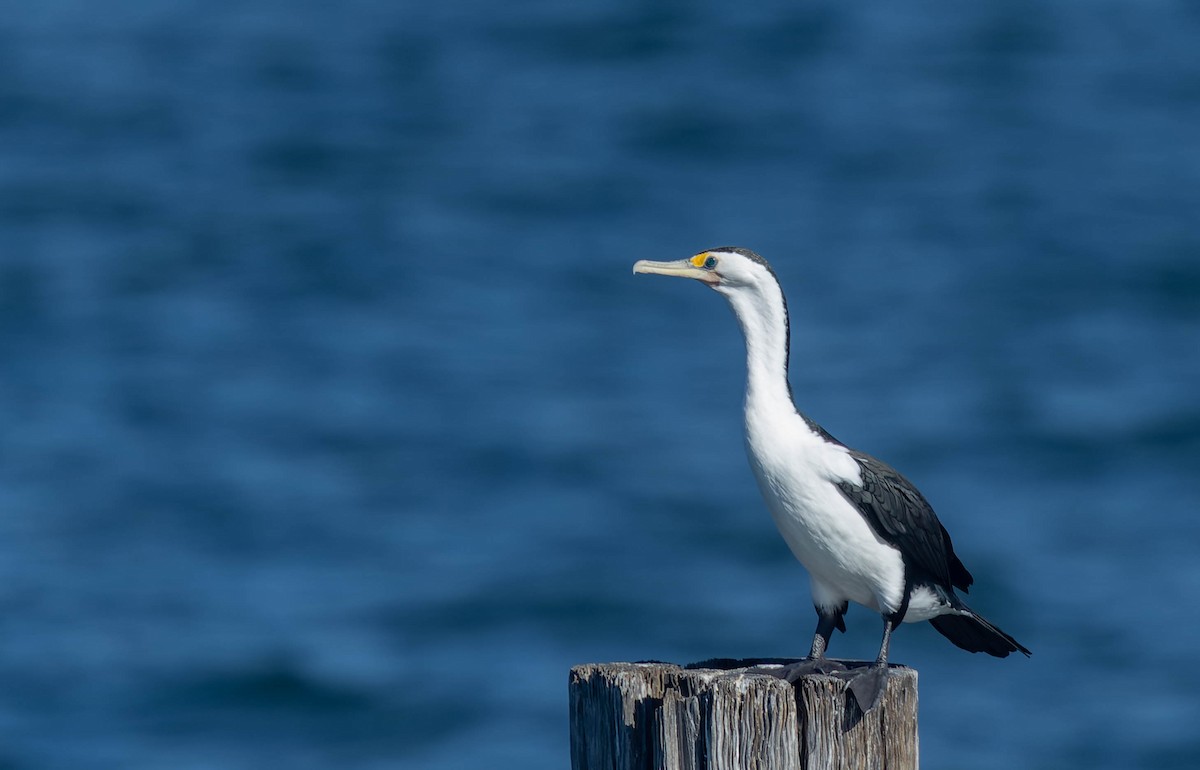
[930,609,1031,658]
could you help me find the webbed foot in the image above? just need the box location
[752,657,849,683]
[844,664,889,712]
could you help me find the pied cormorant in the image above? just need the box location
[634,247,1029,711]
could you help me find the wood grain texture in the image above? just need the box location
[793,667,918,770]
[569,660,917,770]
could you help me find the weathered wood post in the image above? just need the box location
[569,659,917,770]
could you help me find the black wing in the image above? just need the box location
[836,451,974,592]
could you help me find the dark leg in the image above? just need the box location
[756,604,848,682]
[808,607,843,659]
[876,617,893,666]
[847,616,895,712]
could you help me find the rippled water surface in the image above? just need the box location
[1,2,1198,768]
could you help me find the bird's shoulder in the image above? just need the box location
[835,447,974,591]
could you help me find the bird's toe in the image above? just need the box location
[753,658,848,683]
[844,665,890,712]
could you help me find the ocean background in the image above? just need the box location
[1,1,1198,768]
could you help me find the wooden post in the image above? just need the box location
[569,659,917,770]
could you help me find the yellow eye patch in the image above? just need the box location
[691,253,711,267]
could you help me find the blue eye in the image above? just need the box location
[704,256,717,269]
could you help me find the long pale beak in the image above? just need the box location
[632,259,718,285]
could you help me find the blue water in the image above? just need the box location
[1,2,1198,768]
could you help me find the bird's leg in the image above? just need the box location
[761,606,848,682]
[847,616,895,712]
[807,610,839,660]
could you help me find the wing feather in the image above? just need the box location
[836,452,974,592]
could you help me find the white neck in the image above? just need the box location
[719,280,793,412]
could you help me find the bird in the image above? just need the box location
[633,246,1029,711]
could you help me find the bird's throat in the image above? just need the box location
[723,283,794,412]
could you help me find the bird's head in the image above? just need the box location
[634,246,793,384]
[633,246,779,298]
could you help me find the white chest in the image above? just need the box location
[744,408,905,613]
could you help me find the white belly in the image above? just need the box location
[746,411,907,616]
